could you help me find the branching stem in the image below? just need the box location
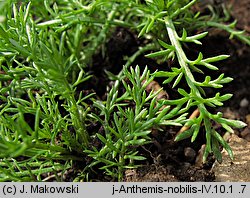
[165,17,206,113]
[165,17,212,157]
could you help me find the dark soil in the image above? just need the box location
[86,0,250,182]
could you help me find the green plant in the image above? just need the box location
[136,0,248,163]
[0,1,93,181]
[85,66,186,180]
[0,0,248,181]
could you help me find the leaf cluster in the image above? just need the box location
[85,66,186,180]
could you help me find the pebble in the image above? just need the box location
[195,144,206,167]
[223,132,232,142]
[184,147,196,162]
[223,107,239,120]
[240,98,249,108]
[245,134,250,142]
[246,114,250,125]
[182,162,191,169]
[241,127,250,138]
[240,126,250,142]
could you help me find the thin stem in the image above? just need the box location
[118,43,157,79]
[171,0,198,18]
[68,94,89,147]
[199,21,250,46]
[164,17,209,119]
[165,18,199,95]
[118,142,126,182]
[165,16,212,155]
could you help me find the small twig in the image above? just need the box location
[42,172,62,182]
[175,108,200,137]
[145,80,169,101]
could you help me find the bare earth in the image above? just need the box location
[213,134,250,181]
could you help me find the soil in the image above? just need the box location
[213,134,250,182]
[83,0,250,182]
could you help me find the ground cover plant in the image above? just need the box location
[0,0,249,181]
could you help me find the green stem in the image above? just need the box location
[201,21,250,46]
[165,16,211,145]
[68,94,89,147]
[118,140,126,181]
[171,0,198,18]
[118,43,157,79]
[86,6,118,65]
[124,44,156,68]
[33,142,69,153]
[0,164,68,181]
[165,17,203,101]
